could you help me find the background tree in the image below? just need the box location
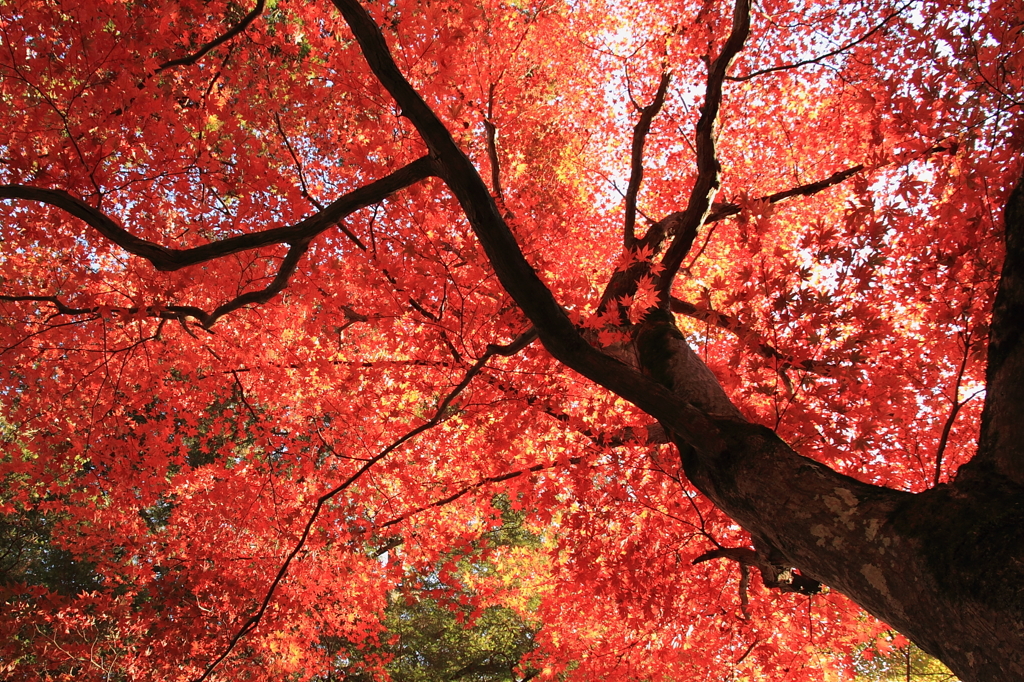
[337,496,541,682]
[853,636,958,682]
[0,0,1021,679]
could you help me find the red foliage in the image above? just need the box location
[0,0,1020,678]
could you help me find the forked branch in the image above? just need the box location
[625,72,672,250]
[656,0,751,298]
[598,163,865,318]
[330,0,728,457]
[0,157,436,272]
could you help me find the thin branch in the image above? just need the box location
[624,72,671,250]
[193,327,537,682]
[929,337,983,483]
[230,370,259,421]
[157,0,267,72]
[375,455,581,533]
[727,6,906,82]
[669,297,834,375]
[735,637,758,664]
[705,164,865,223]
[738,563,751,619]
[693,546,756,565]
[0,156,436,272]
[656,0,751,297]
[484,82,505,205]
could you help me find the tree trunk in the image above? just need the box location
[624,180,1024,681]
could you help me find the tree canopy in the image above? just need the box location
[0,0,1021,679]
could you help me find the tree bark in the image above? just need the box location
[628,179,1024,679]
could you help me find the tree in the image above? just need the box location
[0,0,1020,678]
[853,634,958,682]
[334,495,541,682]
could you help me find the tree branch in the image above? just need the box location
[968,170,1024,485]
[597,164,864,319]
[624,72,671,250]
[484,82,505,206]
[656,0,751,298]
[692,544,820,594]
[726,6,906,82]
[705,164,865,223]
[376,456,581,534]
[0,156,436,272]
[329,0,731,457]
[157,0,267,72]
[2,242,310,330]
[274,112,325,211]
[669,297,834,375]
[202,240,311,327]
[0,295,210,327]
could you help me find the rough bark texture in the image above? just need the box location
[630,187,1024,680]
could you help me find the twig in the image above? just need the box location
[727,6,907,82]
[624,72,671,250]
[157,0,267,72]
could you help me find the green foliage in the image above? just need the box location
[382,599,537,682]
[854,636,958,681]
[329,495,541,681]
[0,509,102,596]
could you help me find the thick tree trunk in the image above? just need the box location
[669,419,1024,681]
[630,180,1024,681]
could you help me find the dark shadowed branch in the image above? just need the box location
[0,295,210,327]
[624,72,672,250]
[0,157,436,272]
[485,82,506,206]
[157,0,267,72]
[969,171,1024,486]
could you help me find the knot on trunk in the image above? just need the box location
[693,546,822,595]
